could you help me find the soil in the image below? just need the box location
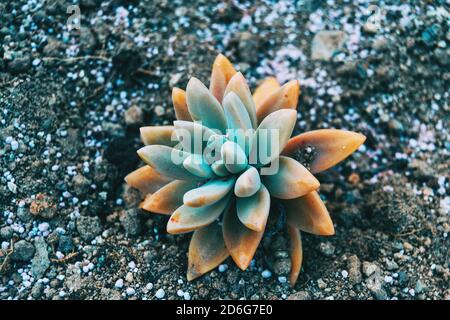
[0,0,449,300]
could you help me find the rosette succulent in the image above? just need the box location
[125,54,366,285]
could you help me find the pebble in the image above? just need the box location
[155,288,165,299]
[11,240,35,262]
[311,30,347,61]
[385,259,399,271]
[126,287,135,296]
[0,226,13,240]
[115,279,124,289]
[58,235,74,254]
[415,280,427,293]
[119,209,141,236]
[362,261,379,277]
[287,291,310,300]
[261,270,272,278]
[124,105,144,126]
[31,237,50,278]
[347,255,362,284]
[76,215,102,241]
[319,241,335,256]
[218,264,228,272]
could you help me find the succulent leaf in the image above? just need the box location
[137,145,202,180]
[282,129,366,173]
[286,225,303,286]
[124,165,173,194]
[209,54,237,103]
[186,77,228,133]
[234,166,261,198]
[223,92,253,155]
[172,87,192,121]
[211,159,229,177]
[284,191,334,235]
[255,79,300,123]
[252,76,280,110]
[236,184,270,232]
[140,126,177,147]
[141,180,199,215]
[174,120,217,155]
[263,156,320,199]
[183,177,236,208]
[224,72,257,128]
[167,193,231,234]
[223,204,264,270]
[249,109,297,166]
[223,92,252,132]
[187,222,229,281]
[183,154,215,179]
[221,140,248,174]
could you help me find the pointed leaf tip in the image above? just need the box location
[263,156,320,199]
[223,204,263,270]
[186,77,227,133]
[284,191,334,236]
[124,165,173,194]
[256,79,300,123]
[282,129,366,173]
[172,87,192,121]
[210,54,237,103]
[287,225,303,286]
[187,222,229,281]
[236,184,270,232]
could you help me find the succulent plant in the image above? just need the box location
[125,54,366,285]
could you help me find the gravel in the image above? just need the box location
[10,240,35,262]
[0,0,448,301]
[76,216,102,241]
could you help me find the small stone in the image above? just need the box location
[397,271,409,287]
[76,216,102,241]
[261,270,272,278]
[72,174,90,195]
[155,288,165,299]
[317,278,327,289]
[287,291,310,300]
[7,181,17,193]
[319,241,335,256]
[119,209,141,236]
[125,272,134,283]
[403,242,413,251]
[124,105,144,126]
[115,279,124,289]
[16,206,33,222]
[154,106,165,116]
[0,226,13,240]
[347,255,362,285]
[218,264,228,272]
[31,237,50,278]
[126,287,135,296]
[311,30,347,61]
[415,280,427,294]
[362,261,380,277]
[365,274,387,300]
[31,282,44,299]
[385,259,399,271]
[273,258,291,275]
[58,235,74,254]
[29,193,57,219]
[143,250,154,264]
[11,240,35,262]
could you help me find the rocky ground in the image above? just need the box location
[0,0,449,300]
